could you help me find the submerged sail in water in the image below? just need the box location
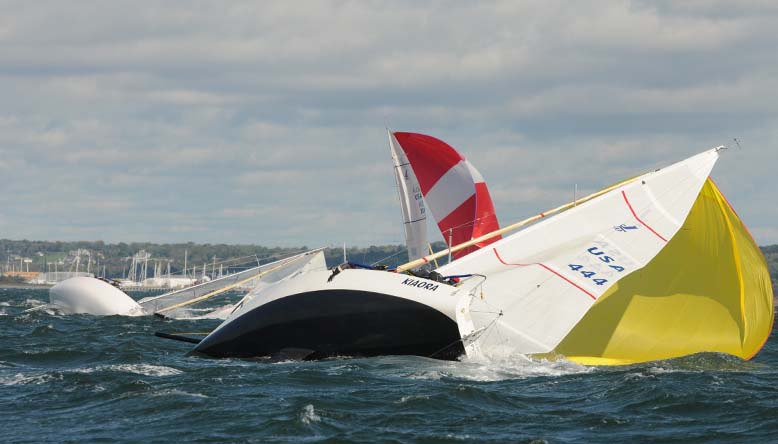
[391,132,500,259]
[439,149,731,358]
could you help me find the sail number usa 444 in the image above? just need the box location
[568,246,627,286]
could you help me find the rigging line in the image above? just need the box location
[442,210,499,232]
[473,298,502,313]
[467,312,504,349]
[427,337,464,360]
[426,279,492,358]
[176,251,309,276]
[369,248,407,266]
[474,292,501,315]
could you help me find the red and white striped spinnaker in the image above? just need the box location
[390,132,501,259]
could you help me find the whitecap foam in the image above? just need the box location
[108,364,183,376]
[444,433,473,441]
[18,304,61,318]
[0,372,61,386]
[407,369,446,381]
[165,304,235,320]
[150,389,209,398]
[73,364,182,377]
[398,394,430,404]
[325,363,359,375]
[404,354,592,382]
[299,404,321,425]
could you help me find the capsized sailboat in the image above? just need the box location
[192,132,503,359]
[189,138,774,364]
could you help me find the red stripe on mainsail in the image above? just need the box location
[394,132,464,194]
[492,248,597,300]
[492,248,531,267]
[537,263,597,300]
[621,190,668,242]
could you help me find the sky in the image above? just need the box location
[1,0,777,248]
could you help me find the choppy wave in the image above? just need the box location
[0,288,776,443]
[73,364,183,377]
[168,304,235,320]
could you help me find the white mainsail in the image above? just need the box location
[389,130,429,263]
[438,149,720,357]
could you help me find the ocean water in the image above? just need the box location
[1,288,776,444]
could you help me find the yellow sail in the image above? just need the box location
[554,178,774,365]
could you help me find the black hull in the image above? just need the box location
[193,290,464,360]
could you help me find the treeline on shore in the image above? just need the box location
[0,239,450,280]
[2,239,777,294]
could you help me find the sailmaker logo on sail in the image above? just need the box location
[401,278,439,291]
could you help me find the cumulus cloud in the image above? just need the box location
[0,0,775,246]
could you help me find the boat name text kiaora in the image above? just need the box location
[401,278,439,291]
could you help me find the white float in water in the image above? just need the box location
[49,277,144,316]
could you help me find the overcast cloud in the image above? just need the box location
[1,0,776,247]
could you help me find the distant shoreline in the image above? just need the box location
[0,283,52,290]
